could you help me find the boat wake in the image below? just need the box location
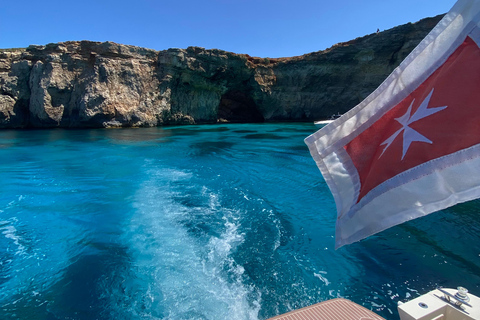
[106,163,261,319]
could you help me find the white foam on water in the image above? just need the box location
[113,165,260,319]
[0,210,73,312]
[328,290,336,297]
[313,271,330,286]
[269,210,282,252]
[371,301,385,308]
[1,218,26,256]
[203,211,261,320]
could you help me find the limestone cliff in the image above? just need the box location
[0,15,442,128]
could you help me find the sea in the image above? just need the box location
[0,122,479,320]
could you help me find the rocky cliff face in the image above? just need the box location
[0,15,442,128]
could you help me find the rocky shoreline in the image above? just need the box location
[0,15,442,128]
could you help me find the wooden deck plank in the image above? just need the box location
[267,298,386,320]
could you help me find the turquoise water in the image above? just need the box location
[0,123,479,320]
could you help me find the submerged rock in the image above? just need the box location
[0,15,442,128]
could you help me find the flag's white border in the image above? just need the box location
[305,0,480,248]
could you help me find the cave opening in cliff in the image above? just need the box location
[218,90,264,123]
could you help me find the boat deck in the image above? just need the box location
[267,298,386,320]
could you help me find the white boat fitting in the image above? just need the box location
[398,287,480,320]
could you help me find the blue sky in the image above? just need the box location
[1,0,454,58]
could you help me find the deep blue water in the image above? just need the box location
[0,123,479,320]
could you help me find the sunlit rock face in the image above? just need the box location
[0,15,442,128]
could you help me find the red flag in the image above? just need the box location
[348,36,480,202]
[305,0,480,248]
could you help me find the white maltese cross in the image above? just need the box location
[379,88,447,160]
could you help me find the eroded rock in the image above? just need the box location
[0,15,442,128]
